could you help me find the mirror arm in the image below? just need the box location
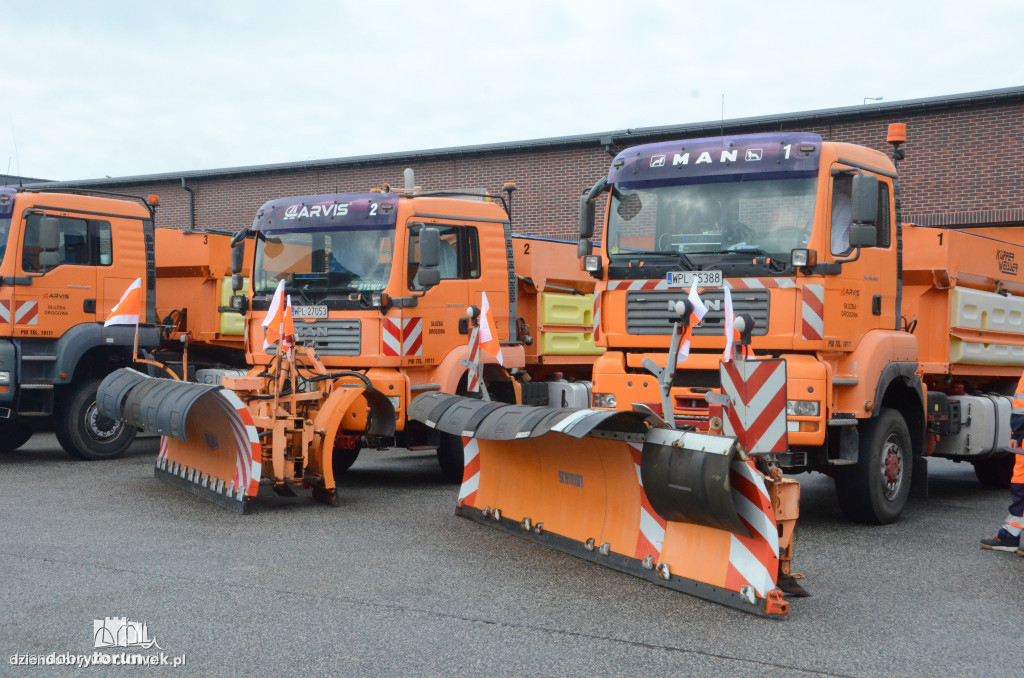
[833,247,862,265]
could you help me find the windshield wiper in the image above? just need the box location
[702,248,789,272]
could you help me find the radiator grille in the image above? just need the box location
[293,319,361,356]
[626,289,770,336]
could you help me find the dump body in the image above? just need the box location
[582,129,1024,523]
[153,228,252,352]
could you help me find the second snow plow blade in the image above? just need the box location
[98,369,261,513]
[409,393,790,616]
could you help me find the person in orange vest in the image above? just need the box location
[980,374,1024,555]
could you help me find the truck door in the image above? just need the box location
[13,211,108,340]
[405,222,482,371]
[823,167,892,349]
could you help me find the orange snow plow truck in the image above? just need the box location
[0,187,247,459]
[95,176,601,511]
[406,124,1024,616]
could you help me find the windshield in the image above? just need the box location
[607,177,817,264]
[0,218,9,266]
[253,226,396,298]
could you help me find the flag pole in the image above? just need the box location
[132,316,139,362]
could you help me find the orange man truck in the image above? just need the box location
[0,187,247,459]
[576,124,1023,524]
[96,176,603,511]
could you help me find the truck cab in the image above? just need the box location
[0,187,160,458]
[236,187,598,481]
[580,132,927,523]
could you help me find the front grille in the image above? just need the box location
[626,289,770,336]
[293,319,361,356]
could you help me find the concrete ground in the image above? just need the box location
[1,434,1021,677]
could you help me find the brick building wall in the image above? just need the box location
[40,89,1024,239]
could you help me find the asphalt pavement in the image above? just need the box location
[1,434,1022,677]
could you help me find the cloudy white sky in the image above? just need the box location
[2,1,1022,181]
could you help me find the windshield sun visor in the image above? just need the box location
[252,193,399,234]
[608,133,821,190]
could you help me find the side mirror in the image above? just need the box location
[231,240,245,278]
[419,227,441,269]
[579,196,596,239]
[577,239,592,258]
[578,177,607,239]
[849,224,878,248]
[416,227,442,290]
[417,267,441,289]
[852,174,879,226]
[39,216,60,251]
[39,251,60,269]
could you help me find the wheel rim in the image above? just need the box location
[880,433,905,501]
[85,401,123,442]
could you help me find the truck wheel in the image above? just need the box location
[972,454,1015,489]
[436,432,465,483]
[56,379,137,460]
[0,420,33,453]
[834,408,913,524]
[332,442,362,474]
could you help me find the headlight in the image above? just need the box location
[0,372,9,384]
[592,392,617,408]
[786,400,820,416]
[790,249,817,268]
[387,396,401,410]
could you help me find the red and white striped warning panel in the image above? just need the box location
[382,317,423,357]
[727,278,797,290]
[720,358,788,456]
[725,459,780,598]
[606,277,797,292]
[592,292,602,341]
[801,284,824,341]
[458,437,481,507]
[629,442,666,560]
[0,300,38,325]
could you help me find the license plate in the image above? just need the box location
[666,270,724,288]
[292,305,328,319]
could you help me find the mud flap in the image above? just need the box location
[409,393,787,616]
[98,369,261,513]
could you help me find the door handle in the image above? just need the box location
[84,299,96,313]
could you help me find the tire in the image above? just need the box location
[55,378,136,460]
[332,442,362,475]
[436,432,465,483]
[972,454,1015,489]
[834,408,913,524]
[0,419,33,453]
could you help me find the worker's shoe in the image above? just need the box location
[980,530,1020,552]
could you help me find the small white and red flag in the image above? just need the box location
[104,278,142,327]
[479,291,504,365]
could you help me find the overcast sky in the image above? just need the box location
[2,1,1022,181]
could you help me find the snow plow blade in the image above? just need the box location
[97,369,261,513]
[409,393,789,616]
